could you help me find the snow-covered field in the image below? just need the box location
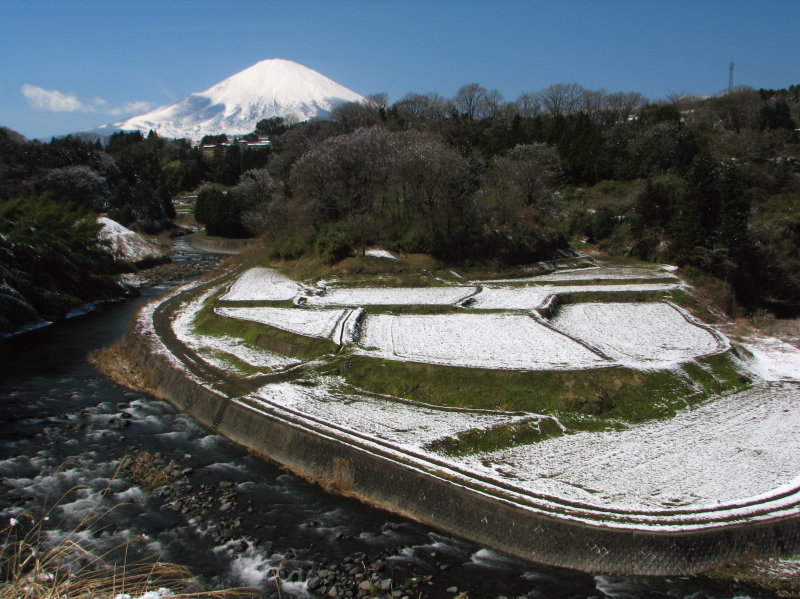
[97,216,163,262]
[482,265,678,284]
[549,303,724,366]
[171,287,299,375]
[221,268,300,301]
[252,382,530,449]
[216,306,348,340]
[243,375,800,523]
[739,336,800,381]
[467,283,679,310]
[141,260,800,530]
[216,268,706,369]
[461,382,800,514]
[306,287,477,306]
[358,313,609,370]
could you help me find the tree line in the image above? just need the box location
[194,81,798,314]
[0,77,798,332]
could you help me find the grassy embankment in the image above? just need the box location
[330,351,749,455]
[262,250,596,287]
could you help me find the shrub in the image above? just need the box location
[315,226,354,265]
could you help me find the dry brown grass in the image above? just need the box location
[1,470,253,599]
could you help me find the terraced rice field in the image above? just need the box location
[141,260,800,538]
[357,313,609,370]
[549,303,724,366]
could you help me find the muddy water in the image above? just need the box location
[0,239,777,598]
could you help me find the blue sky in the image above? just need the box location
[2,0,799,139]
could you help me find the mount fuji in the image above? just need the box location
[89,59,366,140]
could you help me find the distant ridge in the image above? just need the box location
[86,59,365,140]
[0,126,28,144]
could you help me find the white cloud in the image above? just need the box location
[21,84,153,116]
[108,100,154,115]
[22,84,84,112]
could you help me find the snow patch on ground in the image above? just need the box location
[196,336,299,373]
[97,216,163,262]
[739,336,800,381]
[525,266,677,282]
[549,303,722,366]
[357,313,609,370]
[469,283,679,310]
[364,248,399,260]
[135,282,206,382]
[221,268,300,301]
[306,287,476,307]
[171,288,298,373]
[216,306,347,340]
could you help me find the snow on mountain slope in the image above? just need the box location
[91,59,365,140]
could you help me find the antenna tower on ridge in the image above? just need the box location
[729,60,734,92]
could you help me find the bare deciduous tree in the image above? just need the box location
[490,143,563,211]
[395,93,429,126]
[603,91,646,124]
[397,130,472,234]
[330,101,382,133]
[479,89,505,119]
[453,83,487,119]
[515,92,542,118]
[367,93,389,109]
[578,88,607,120]
[290,127,399,220]
[538,83,584,116]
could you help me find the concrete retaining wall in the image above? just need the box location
[123,329,800,576]
[188,235,261,254]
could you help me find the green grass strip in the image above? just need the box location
[335,352,749,428]
[192,307,339,361]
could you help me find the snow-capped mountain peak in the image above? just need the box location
[91,59,365,140]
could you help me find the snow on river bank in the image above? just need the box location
[97,216,164,262]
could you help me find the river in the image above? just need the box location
[0,238,778,598]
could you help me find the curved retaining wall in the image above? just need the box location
[188,235,261,254]
[122,328,800,576]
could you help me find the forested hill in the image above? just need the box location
[1,82,799,334]
[193,84,800,315]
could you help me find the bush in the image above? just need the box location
[268,232,308,260]
[315,225,354,265]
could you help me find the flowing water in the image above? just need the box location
[0,239,778,598]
